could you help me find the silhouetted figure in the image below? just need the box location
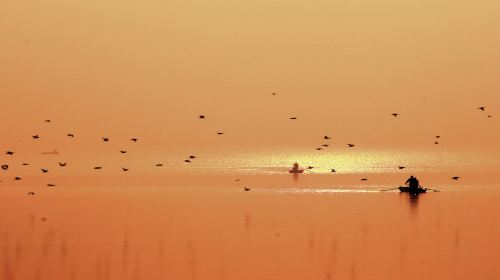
[15,177,22,180]
[292,163,300,172]
[307,166,314,169]
[361,178,367,181]
[94,166,102,170]
[44,119,51,123]
[488,115,493,118]
[405,175,419,190]
[322,144,329,147]
[185,159,191,163]
[434,141,439,144]
[22,163,29,166]
[435,136,441,139]
[316,147,322,150]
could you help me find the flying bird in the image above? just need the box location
[488,115,493,118]
[307,166,314,169]
[451,176,460,180]
[398,166,406,169]
[122,167,129,172]
[94,166,102,170]
[32,135,40,139]
[6,151,14,155]
[189,155,196,159]
[22,163,29,166]
[289,117,297,120]
[199,115,205,119]
[217,132,224,135]
[67,133,75,137]
[391,113,399,117]
[361,178,368,181]
[347,144,355,147]
[47,184,56,187]
[102,137,109,142]
[14,177,22,180]
[435,136,441,139]
[316,148,322,150]
[131,138,139,142]
[27,192,35,195]
[234,179,240,182]
[331,169,336,173]
[41,169,48,173]
[477,106,486,111]
[185,159,191,163]
[272,92,276,96]
[1,165,8,170]
[120,150,127,154]
[243,187,251,191]
[156,164,163,167]
[322,144,329,147]
[434,141,439,145]
[44,119,51,123]
[58,162,67,167]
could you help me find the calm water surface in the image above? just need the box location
[1,182,499,280]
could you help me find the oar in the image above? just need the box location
[381,187,399,192]
[425,188,440,192]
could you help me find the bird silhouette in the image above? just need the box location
[185,159,191,163]
[67,133,75,137]
[347,144,355,147]
[41,169,48,173]
[477,106,486,111]
[58,162,67,167]
[322,144,329,147]
[272,92,276,96]
[21,163,29,166]
[6,151,14,155]
[398,166,406,169]
[14,177,22,180]
[243,187,251,191]
[199,115,205,119]
[316,147,322,150]
[120,150,127,154]
[217,132,224,135]
[1,165,8,170]
[189,155,196,159]
[391,113,399,117]
[331,169,336,173]
[131,138,139,142]
[234,179,240,181]
[156,164,163,167]
[361,178,368,181]
[289,117,297,120]
[27,192,35,195]
[47,184,56,187]
[488,115,493,118]
[451,176,460,180]
[434,141,439,145]
[44,120,51,123]
[435,136,441,139]
[102,137,110,142]
[94,166,102,170]
[307,166,314,169]
[324,136,331,140]
[122,167,129,171]
[32,135,40,139]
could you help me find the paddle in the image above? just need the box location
[425,188,440,192]
[381,187,399,192]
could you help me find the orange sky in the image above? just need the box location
[1,0,499,155]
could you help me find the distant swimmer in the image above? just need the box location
[44,119,51,123]
[316,147,322,151]
[488,115,493,118]
[189,155,196,159]
[322,144,329,147]
[435,136,441,139]
[184,159,191,163]
[15,177,22,180]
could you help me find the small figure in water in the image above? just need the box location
[405,175,420,190]
[292,162,299,172]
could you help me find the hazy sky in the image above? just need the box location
[1,0,499,155]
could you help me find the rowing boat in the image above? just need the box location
[289,169,304,174]
[398,186,427,194]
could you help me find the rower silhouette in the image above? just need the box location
[405,175,420,190]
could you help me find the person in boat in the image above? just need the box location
[292,162,299,172]
[405,175,420,190]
